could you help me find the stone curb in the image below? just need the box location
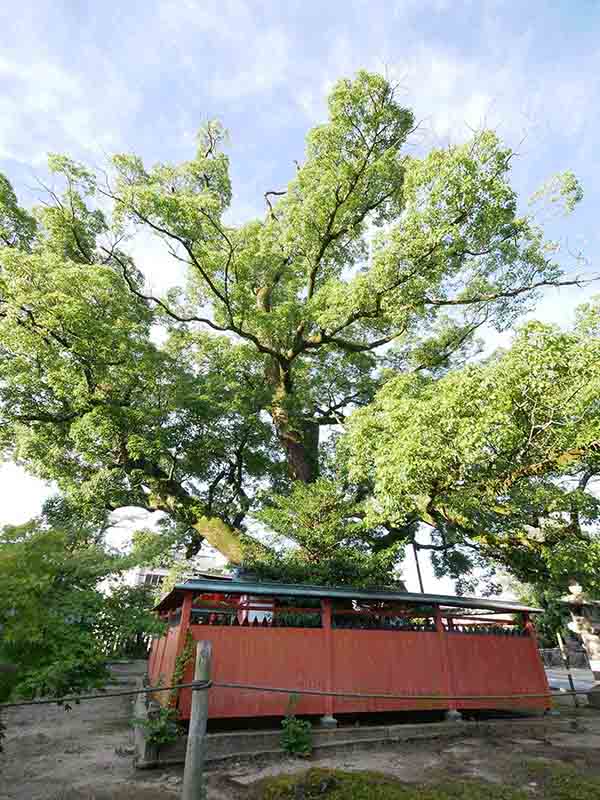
[132,674,577,770]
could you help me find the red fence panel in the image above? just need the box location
[149,625,179,698]
[331,630,447,713]
[148,617,550,719]
[179,627,327,719]
[446,633,549,711]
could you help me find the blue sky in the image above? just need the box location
[0,0,598,591]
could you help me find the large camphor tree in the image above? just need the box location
[0,71,595,588]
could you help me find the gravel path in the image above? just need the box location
[0,662,184,800]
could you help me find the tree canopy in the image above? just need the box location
[346,306,600,593]
[0,70,593,594]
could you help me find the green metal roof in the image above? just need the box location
[155,577,542,613]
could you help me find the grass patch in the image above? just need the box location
[254,769,523,800]
[252,763,600,800]
[524,759,600,800]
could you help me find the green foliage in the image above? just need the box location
[247,479,404,586]
[281,716,313,757]
[169,631,195,706]
[98,583,165,658]
[0,173,36,250]
[346,311,600,595]
[529,170,583,215]
[133,705,180,747]
[0,513,163,702]
[281,696,313,757]
[510,584,571,648]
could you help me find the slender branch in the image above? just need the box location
[99,184,229,307]
[423,276,589,307]
[103,247,228,331]
[265,190,286,219]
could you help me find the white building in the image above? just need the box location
[123,544,229,590]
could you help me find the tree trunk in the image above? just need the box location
[266,356,320,483]
[276,417,320,483]
[269,377,319,483]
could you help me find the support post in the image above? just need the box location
[182,641,212,800]
[412,541,425,593]
[523,612,555,716]
[320,598,337,728]
[556,631,579,709]
[435,607,462,722]
[176,593,193,655]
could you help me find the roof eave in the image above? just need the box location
[154,578,542,614]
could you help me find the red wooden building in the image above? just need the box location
[148,578,550,722]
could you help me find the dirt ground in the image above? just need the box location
[2,664,600,800]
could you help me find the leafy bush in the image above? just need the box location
[280,695,313,758]
[281,715,313,758]
[0,517,164,703]
[133,704,180,747]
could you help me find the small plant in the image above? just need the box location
[133,704,180,747]
[281,694,313,757]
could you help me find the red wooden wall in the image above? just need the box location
[149,620,550,720]
[446,633,549,711]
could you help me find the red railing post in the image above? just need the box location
[435,607,462,721]
[320,598,337,727]
[177,593,193,651]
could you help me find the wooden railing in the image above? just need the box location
[160,598,530,635]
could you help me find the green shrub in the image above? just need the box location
[280,696,313,757]
[133,704,180,747]
[281,716,313,757]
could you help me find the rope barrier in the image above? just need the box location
[213,682,566,701]
[0,677,591,710]
[0,680,210,709]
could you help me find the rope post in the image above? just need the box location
[182,641,212,800]
[556,631,579,709]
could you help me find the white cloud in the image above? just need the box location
[127,230,188,295]
[0,463,52,526]
[209,28,290,99]
[385,41,600,152]
[287,19,599,161]
[0,54,139,165]
[157,0,290,101]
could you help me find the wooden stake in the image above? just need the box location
[182,640,212,800]
[556,631,579,709]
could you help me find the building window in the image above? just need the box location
[144,574,164,587]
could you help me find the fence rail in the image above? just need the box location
[539,647,589,668]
